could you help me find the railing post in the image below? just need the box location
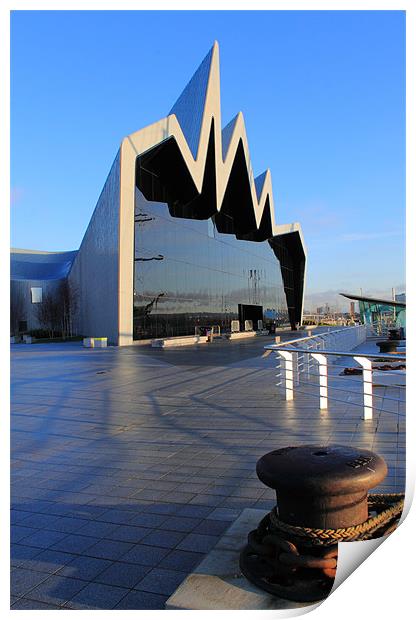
[353,356,373,420]
[277,350,294,401]
[306,341,312,377]
[311,353,328,409]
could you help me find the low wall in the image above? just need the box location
[151,335,208,348]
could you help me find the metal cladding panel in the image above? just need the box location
[169,46,214,159]
[221,114,239,160]
[11,250,77,281]
[254,171,268,202]
[68,150,121,343]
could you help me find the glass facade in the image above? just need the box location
[359,300,406,336]
[133,189,290,340]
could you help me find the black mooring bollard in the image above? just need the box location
[257,445,387,528]
[388,328,401,341]
[376,340,399,353]
[240,445,388,602]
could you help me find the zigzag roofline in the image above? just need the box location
[123,41,302,239]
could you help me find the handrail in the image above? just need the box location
[274,326,362,347]
[265,345,406,361]
[266,327,405,421]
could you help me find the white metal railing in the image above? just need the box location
[365,320,404,339]
[266,326,405,421]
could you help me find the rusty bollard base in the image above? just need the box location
[240,445,388,602]
[239,513,337,602]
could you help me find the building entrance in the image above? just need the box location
[238,304,263,330]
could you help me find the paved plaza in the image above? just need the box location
[10,335,405,609]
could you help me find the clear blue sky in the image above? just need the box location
[10,10,405,309]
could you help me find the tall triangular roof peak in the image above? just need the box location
[169,42,219,159]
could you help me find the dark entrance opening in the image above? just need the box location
[238,304,263,330]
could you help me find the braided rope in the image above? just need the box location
[268,493,404,546]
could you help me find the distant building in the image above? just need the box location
[10,249,77,335]
[316,304,330,316]
[11,43,307,344]
[340,292,406,336]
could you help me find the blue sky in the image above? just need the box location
[10,10,405,309]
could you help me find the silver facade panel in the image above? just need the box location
[68,150,121,343]
[169,46,213,159]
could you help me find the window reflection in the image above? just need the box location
[133,189,292,340]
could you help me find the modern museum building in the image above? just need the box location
[11,43,307,346]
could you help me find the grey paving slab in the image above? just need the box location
[57,556,113,581]
[158,549,206,572]
[139,529,187,549]
[16,573,86,606]
[118,543,170,566]
[50,533,100,554]
[162,515,202,532]
[135,567,189,596]
[96,508,139,525]
[142,502,181,516]
[18,531,69,555]
[10,337,405,610]
[11,544,45,569]
[94,561,150,589]
[65,581,130,609]
[12,597,61,609]
[19,513,61,529]
[193,519,232,536]
[22,549,77,576]
[188,493,224,506]
[11,525,39,544]
[128,512,168,528]
[105,524,152,543]
[84,539,134,561]
[176,532,220,553]
[77,520,119,538]
[11,568,51,597]
[208,507,242,521]
[175,504,214,518]
[114,589,168,609]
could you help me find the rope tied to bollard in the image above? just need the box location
[240,446,403,602]
[268,493,405,545]
[240,492,405,598]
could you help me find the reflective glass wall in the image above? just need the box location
[359,300,406,336]
[133,189,289,340]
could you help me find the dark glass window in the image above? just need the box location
[133,189,291,340]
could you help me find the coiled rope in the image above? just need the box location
[268,493,405,546]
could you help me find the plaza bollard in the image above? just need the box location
[376,340,399,353]
[388,328,401,341]
[239,445,403,602]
